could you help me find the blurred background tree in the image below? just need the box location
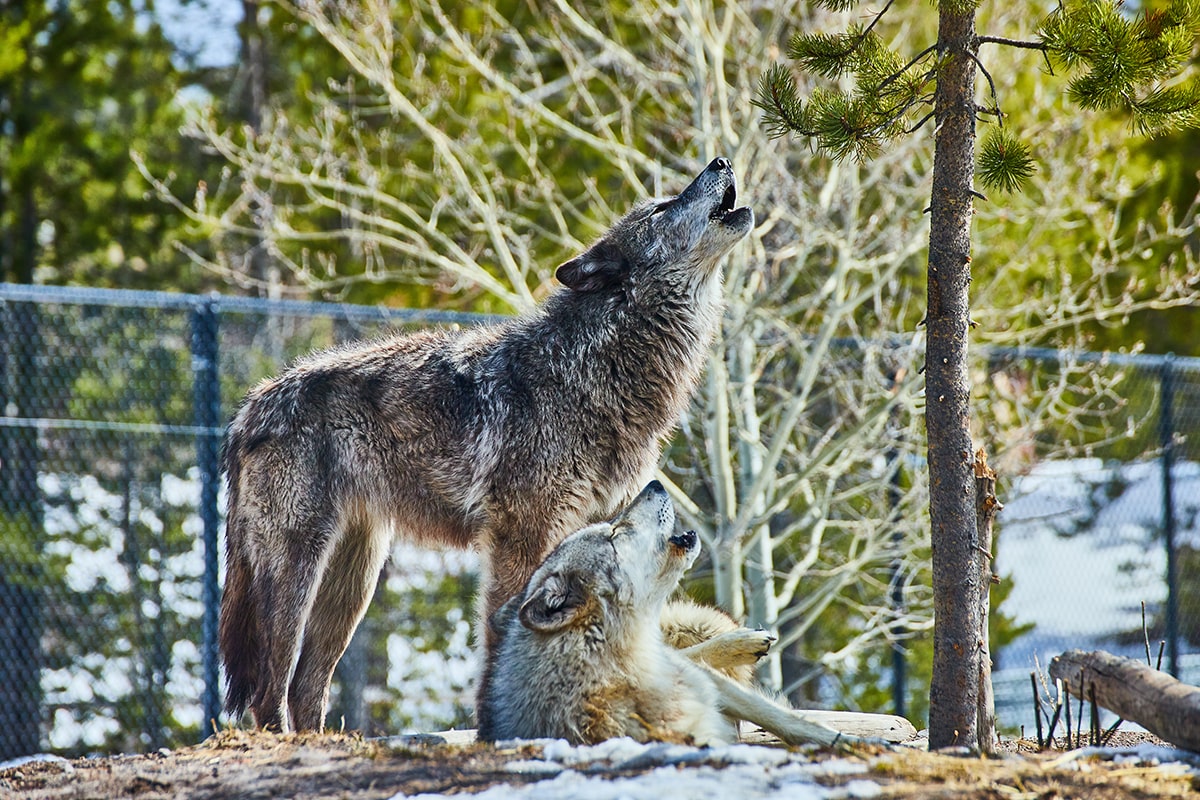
[0,0,217,290]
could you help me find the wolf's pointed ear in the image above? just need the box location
[519,572,588,633]
[555,244,627,293]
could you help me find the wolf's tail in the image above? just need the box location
[218,451,261,720]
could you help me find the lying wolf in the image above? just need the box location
[478,481,861,748]
[220,159,754,732]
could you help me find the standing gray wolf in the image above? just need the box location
[219,159,754,732]
[478,481,860,748]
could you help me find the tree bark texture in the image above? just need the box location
[926,2,981,750]
[974,448,1000,754]
[1050,649,1200,752]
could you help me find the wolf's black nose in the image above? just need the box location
[708,157,732,172]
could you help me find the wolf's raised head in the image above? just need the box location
[555,158,753,296]
[516,481,698,635]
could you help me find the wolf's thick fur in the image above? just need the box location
[479,482,858,748]
[219,159,753,732]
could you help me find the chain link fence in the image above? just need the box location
[0,284,493,757]
[985,347,1200,734]
[1,282,1196,755]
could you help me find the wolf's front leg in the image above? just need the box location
[680,629,777,672]
[703,666,870,750]
[472,529,559,732]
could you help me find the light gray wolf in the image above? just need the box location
[219,159,754,732]
[477,481,860,749]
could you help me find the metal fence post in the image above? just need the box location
[1158,354,1179,678]
[191,297,222,737]
[0,298,46,759]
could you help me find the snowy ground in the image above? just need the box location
[393,738,882,800]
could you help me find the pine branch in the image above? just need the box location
[1129,85,1200,135]
[907,110,935,134]
[752,64,815,139]
[965,49,1003,124]
[811,0,866,11]
[1038,0,1200,136]
[976,35,1048,51]
[860,0,898,43]
[789,0,898,78]
[878,45,938,93]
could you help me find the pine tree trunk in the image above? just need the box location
[925,1,981,750]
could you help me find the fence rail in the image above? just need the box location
[1,282,1196,756]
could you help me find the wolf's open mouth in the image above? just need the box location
[705,183,744,225]
[710,184,737,221]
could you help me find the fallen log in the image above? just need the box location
[1049,649,1200,752]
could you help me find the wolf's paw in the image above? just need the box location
[700,628,777,666]
[739,628,777,660]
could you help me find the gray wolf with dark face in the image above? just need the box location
[478,481,859,748]
[220,159,754,732]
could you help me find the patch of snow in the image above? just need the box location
[830,780,883,799]
[388,738,874,800]
[391,761,857,800]
[992,458,1200,734]
[540,736,666,766]
[1052,743,1200,770]
[161,470,200,507]
[384,619,477,733]
[504,759,565,776]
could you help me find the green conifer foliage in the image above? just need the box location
[756,0,1200,193]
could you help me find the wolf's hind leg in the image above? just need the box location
[248,515,340,732]
[288,515,390,732]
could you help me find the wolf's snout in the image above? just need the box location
[669,529,698,552]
